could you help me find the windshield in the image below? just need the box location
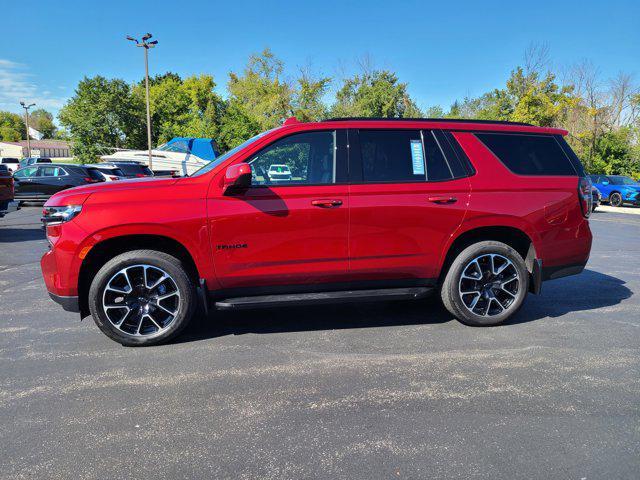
[189,130,273,178]
[610,176,637,185]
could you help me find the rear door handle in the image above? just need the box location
[428,195,457,205]
[311,199,343,208]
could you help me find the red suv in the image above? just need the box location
[41,118,593,346]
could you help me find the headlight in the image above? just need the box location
[41,205,82,226]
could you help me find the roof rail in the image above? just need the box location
[323,117,533,127]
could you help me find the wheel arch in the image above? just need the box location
[438,224,539,291]
[78,234,200,318]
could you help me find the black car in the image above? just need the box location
[107,161,153,178]
[13,164,99,202]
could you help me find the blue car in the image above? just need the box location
[589,174,640,207]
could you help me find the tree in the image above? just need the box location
[331,70,422,118]
[58,76,139,161]
[29,109,56,138]
[131,73,226,146]
[291,69,331,122]
[0,111,25,141]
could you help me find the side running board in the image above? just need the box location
[214,287,432,310]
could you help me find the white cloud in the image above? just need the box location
[0,59,67,113]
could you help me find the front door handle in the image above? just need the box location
[311,199,343,208]
[428,195,457,205]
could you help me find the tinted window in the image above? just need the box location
[115,164,147,176]
[38,166,60,177]
[87,168,104,181]
[2,158,18,163]
[423,131,452,181]
[249,131,335,186]
[359,130,425,183]
[442,131,475,177]
[610,176,637,185]
[15,167,37,178]
[476,133,577,176]
[0,165,8,174]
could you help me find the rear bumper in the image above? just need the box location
[542,261,587,281]
[48,292,80,313]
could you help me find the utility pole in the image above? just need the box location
[126,33,158,170]
[19,101,36,158]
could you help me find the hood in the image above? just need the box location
[44,176,179,207]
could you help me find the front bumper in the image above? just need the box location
[48,292,80,313]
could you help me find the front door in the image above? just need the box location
[13,166,38,197]
[348,129,471,282]
[209,130,350,290]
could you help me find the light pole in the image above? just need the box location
[19,101,36,158]
[126,33,158,170]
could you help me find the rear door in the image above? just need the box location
[34,166,65,196]
[209,129,350,289]
[348,129,471,281]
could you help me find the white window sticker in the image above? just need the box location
[410,139,425,175]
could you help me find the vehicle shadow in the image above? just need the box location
[0,227,45,243]
[174,269,632,344]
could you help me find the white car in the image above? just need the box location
[1,158,21,175]
[267,164,292,182]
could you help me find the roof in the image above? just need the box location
[325,117,533,126]
[1,139,70,149]
[282,117,568,136]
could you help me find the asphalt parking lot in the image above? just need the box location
[1,207,639,479]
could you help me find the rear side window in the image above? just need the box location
[359,130,424,183]
[2,158,18,164]
[422,131,452,181]
[476,133,577,176]
[87,168,104,181]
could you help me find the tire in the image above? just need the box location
[440,241,529,326]
[609,192,623,207]
[88,249,197,346]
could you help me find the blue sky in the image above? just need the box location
[1,0,638,119]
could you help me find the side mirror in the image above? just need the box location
[223,162,252,194]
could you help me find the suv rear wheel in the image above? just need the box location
[88,250,197,346]
[441,241,529,326]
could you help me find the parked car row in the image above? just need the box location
[7,160,155,203]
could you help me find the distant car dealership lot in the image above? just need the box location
[1,206,639,479]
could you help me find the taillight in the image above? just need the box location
[578,176,592,218]
[108,175,120,181]
[84,177,98,183]
[135,173,145,178]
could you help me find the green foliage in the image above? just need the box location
[29,108,56,138]
[331,70,422,118]
[131,73,225,146]
[0,111,25,141]
[58,76,140,161]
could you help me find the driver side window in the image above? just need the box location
[248,131,336,186]
[15,167,37,178]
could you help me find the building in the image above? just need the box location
[0,140,71,159]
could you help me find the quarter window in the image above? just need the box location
[476,133,577,176]
[248,131,336,186]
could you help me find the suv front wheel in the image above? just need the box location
[441,241,529,326]
[88,250,197,346]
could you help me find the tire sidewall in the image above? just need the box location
[610,192,622,207]
[88,250,196,346]
[443,241,529,326]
